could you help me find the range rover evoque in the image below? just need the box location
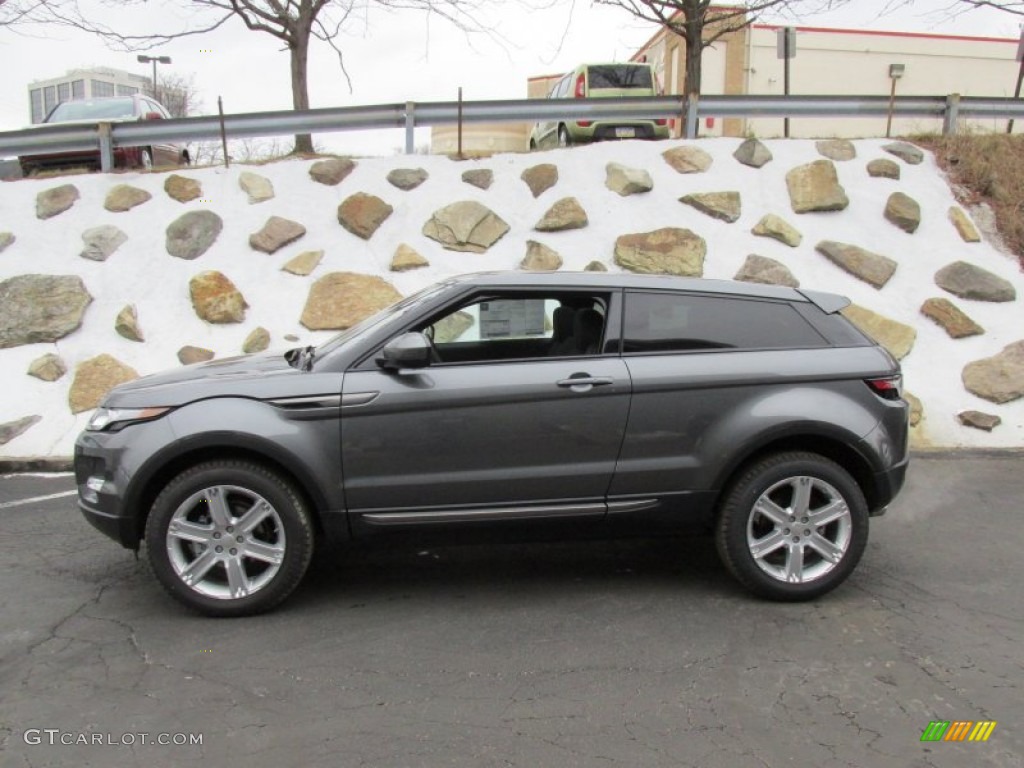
[75,272,909,616]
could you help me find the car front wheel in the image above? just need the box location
[715,452,868,601]
[145,460,314,617]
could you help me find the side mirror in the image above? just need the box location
[376,332,432,371]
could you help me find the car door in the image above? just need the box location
[340,291,631,528]
[537,75,568,148]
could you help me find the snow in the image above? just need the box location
[1,137,1022,457]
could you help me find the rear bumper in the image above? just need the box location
[868,455,909,516]
[569,121,670,142]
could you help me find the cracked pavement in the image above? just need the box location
[0,456,1021,767]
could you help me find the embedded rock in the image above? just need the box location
[0,415,41,446]
[841,304,916,360]
[905,391,923,427]
[959,411,1001,431]
[0,275,92,349]
[521,164,558,198]
[178,346,215,365]
[387,167,428,191]
[115,304,144,342]
[68,355,139,414]
[165,174,202,203]
[605,163,653,196]
[0,232,14,253]
[885,192,921,233]
[816,241,896,289]
[734,254,799,288]
[243,327,270,354]
[680,191,741,223]
[239,171,274,204]
[751,214,802,247]
[462,169,494,190]
[614,228,705,277]
[662,146,713,174]
[189,271,248,324]
[27,353,67,382]
[884,142,924,165]
[390,244,429,272]
[80,225,128,261]
[935,261,1015,302]
[962,341,1024,403]
[786,160,848,213]
[282,250,323,276]
[284,334,299,342]
[309,157,355,186]
[733,138,773,168]
[104,184,151,212]
[337,193,393,240]
[521,240,562,271]
[300,272,402,331]
[949,207,981,243]
[166,210,223,260]
[249,216,306,254]
[422,200,509,253]
[36,184,79,219]
[534,197,588,232]
[920,298,983,339]
[816,139,856,161]
[584,261,608,272]
[867,159,901,180]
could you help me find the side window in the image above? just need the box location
[418,294,607,364]
[622,292,827,353]
[556,75,571,99]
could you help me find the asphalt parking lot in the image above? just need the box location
[1,455,1021,768]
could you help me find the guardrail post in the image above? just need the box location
[684,94,699,139]
[943,93,961,135]
[405,101,415,154]
[98,122,113,172]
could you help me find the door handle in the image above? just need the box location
[556,375,614,388]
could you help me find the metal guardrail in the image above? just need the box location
[1,93,1021,170]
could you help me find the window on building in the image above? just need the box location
[30,89,44,123]
[91,80,115,97]
[117,84,139,97]
[72,80,85,99]
[43,86,57,117]
[57,82,71,103]
[622,292,827,354]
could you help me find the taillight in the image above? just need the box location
[577,120,592,127]
[655,118,667,126]
[865,375,903,401]
[574,73,586,98]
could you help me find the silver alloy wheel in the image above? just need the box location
[745,475,852,584]
[165,484,286,600]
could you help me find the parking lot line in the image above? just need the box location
[0,490,78,510]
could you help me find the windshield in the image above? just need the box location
[313,280,454,358]
[587,65,654,90]
[46,98,136,122]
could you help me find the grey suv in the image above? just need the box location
[75,273,909,616]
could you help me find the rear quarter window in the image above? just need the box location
[623,291,828,353]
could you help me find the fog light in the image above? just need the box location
[82,475,105,504]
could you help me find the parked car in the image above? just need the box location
[18,95,189,176]
[76,272,909,616]
[530,62,671,149]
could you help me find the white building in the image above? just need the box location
[27,67,151,123]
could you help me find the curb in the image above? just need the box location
[0,457,74,474]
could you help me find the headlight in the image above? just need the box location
[86,406,171,432]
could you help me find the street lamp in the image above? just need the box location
[137,55,172,103]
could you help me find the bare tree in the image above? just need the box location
[153,71,203,118]
[593,1,846,98]
[23,0,511,154]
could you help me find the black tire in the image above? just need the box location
[715,452,868,601]
[145,460,314,617]
[140,148,153,170]
[557,125,571,148]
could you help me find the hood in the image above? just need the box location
[102,350,341,409]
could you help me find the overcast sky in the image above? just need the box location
[1,0,1021,153]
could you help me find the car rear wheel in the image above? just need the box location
[557,125,571,148]
[715,452,868,601]
[145,460,314,617]
[140,148,153,170]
